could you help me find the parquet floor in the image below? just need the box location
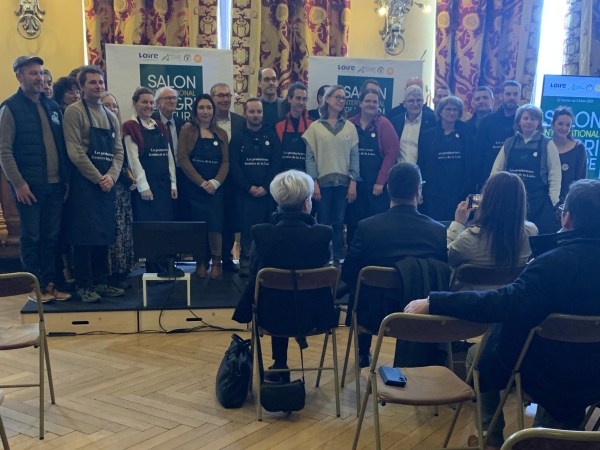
[0,294,540,450]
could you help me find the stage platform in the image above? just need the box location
[20,265,249,334]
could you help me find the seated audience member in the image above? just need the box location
[432,84,451,108]
[347,79,381,118]
[342,163,447,367]
[491,104,561,235]
[346,88,399,244]
[386,77,434,119]
[418,95,475,221]
[551,107,587,205]
[307,84,329,121]
[447,172,537,288]
[405,178,600,449]
[389,85,436,164]
[464,86,494,133]
[232,170,335,381]
[53,77,81,112]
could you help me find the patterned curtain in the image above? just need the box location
[198,0,219,48]
[563,0,600,76]
[231,0,351,111]
[435,0,544,116]
[85,0,191,71]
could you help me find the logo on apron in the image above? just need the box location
[562,163,569,171]
[533,152,538,157]
[51,111,60,125]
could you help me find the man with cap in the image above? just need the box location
[0,56,72,302]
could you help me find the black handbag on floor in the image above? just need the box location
[257,270,307,413]
[216,333,252,408]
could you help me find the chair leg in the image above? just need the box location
[0,414,9,450]
[443,401,464,448]
[434,405,439,416]
[515,372,525,430]
[352,375,372,450]
[331,329,340,417]
[315,333,329,388]
[43,335,55,404]
[472,369,485,450]
[341,323,354,388]
[38,332,45,440]
[353,319,361,416]
[371,371,381,450]
[482,377,514,448]
[251,325,262,421]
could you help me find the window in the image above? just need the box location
[218,0,232,50]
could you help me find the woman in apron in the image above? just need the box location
[346,89,399,244]
[178,94,229,279]
[122,87,177,223]
[417,96,475,222]
[491,105,562,234]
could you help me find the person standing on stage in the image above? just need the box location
[257,68,285,127]
[178,94,229,279]
[346,88,399,244]
[491,104,561,235]
[432,84,451,109]
[475,80,521,189]
[0,56,72,302]
[418,96,475,222]
[152,86,188,220]
[63,65,124,302]
[123,87,177,222]
[275,82,312,172]
[229,98,282,277]
[307,84,329,121]
[211,83,244,273]
[303,85,360,265]
[464,86,494,133]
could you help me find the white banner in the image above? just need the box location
[105,44,234,121]
[307,57,424,116]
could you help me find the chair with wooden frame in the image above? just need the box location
[340,266,401,416]
[450,264,525,292]
[251,267,341,421]
[352,312,492,450]
[500,428,600,450]
[0,390,9,449]
[483,313,600,448]
[0,272,55,440]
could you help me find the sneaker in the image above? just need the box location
[77,288,101,303]
[92,284,125,297]
[46,282,71,301]
[28,290,54,303]
[359,353,372,369]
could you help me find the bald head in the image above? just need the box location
[406,77,424,89]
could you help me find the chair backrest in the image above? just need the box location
[535,314,600,344]
[353,266,401,313]
[379,312,490,343]
[254,267,339,296]
[450,264,525,292]
[501,428,600,450]
[0,272,44,321]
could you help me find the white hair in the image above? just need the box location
[404,85,423,100]
[270,170,314,211]
[154,86,178,101]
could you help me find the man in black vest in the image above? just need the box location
[0,56,72,302]
[229,98,282,277]
[474,80,521,190]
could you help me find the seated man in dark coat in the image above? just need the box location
[405,179,600,449]
[232,169,335,381]
[342,162,448,367]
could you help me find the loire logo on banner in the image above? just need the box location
[140,64,203,121]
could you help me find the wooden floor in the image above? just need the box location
[0,294,542,449]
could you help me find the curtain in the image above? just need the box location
[231,0,351,111]
[85,0,192,71]
[563,0,600,76]
[435,0,544,116]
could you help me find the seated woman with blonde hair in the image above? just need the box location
[447,171,538,287]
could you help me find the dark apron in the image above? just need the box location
[187,134,224,232]
[346,127,389,228]
[281,116,307,172]
[66,99,117,246]
[430,132,465,221]
[131,118,174,222]
[507,138,556,234]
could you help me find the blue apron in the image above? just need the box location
[281,116,308,172]
[430,131,465,221]
[186,133,224,232]
[131,118,174,222]
[66,99,116,246]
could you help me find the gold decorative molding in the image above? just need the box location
[15,0,45,40]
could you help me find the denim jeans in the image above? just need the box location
[14,182,64,288]
[318,186,347,261]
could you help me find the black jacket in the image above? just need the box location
[151,110,186,139]
[387,103,434,121]
[230,111,245,139]
[389,109,437,141]
[232,211,336,334]
[228,123,282,192]
[1,89,71,188]
[430,229,600,422]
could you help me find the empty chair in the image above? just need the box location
[500,428,600,450]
